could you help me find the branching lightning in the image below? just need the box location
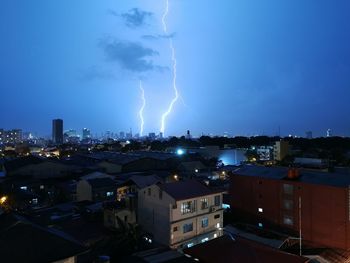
[139,80,146,137]
[160,0,180,135]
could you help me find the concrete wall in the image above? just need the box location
[76,180,92,201]
[138,184,173,246]
[104,208,136,229]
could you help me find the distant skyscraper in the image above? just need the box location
[186,130,191,139]
[52,119,63,144]
[326,129,332,137]
[306,131,313,139]
[148,132,156,140]
[82,128,91,140]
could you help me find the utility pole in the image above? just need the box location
[299,196,302,256]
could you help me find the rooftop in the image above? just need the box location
[160,180,220,201]
[86,177,116,188]
[234,165,350,188]
[184,235,308,263]
[0,213,87,263]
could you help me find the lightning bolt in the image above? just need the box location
[139,80,146,137]
[160,0,180,135]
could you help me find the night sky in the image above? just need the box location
[1,0,350,137]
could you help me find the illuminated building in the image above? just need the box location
[230,165,350,250]
[305,131,313,139]
[0,129,22,144]
[273,140,289,161]
[0,129,3,144]
[52,119,63,145]
[326,129,332,137]
[138,180,224,249]
[82,128,91,140]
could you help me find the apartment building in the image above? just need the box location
[138,180,224,249]
[230,165,350,250]
[273,140,289,161]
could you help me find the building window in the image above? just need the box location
[201,237,209,243]
[173,226,178,232]
[172,204,177,209]
[258,223,263,228]
[183,223,193,233]
[187,243,194,248]
[106,191,114,197]
[200,198,209,210]
[283,184,294,195]
[258,208,263,213]
[159,189,163,200]
[148,188,151,196]
[283,200,293,210]
[201,217,209,228]
[258,181,262,185]
[181,201,196,214]
[124,215,128,222]
[283,215,294,226]
[214,214,220,219]
[214,195,221,206]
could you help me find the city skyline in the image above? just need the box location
[1,0,350,137]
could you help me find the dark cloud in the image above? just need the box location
[80,66,115,81]
[142,33,176,40]
[99,38,161,72]
[120,8,152,28]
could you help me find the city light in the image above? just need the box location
[0,196,7,205]
[176,149,185,155]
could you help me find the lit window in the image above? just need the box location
[201,217,209,228]
[201,237,209,243]
[20,186,28,191]
[216,223,220,229]
[200,198,208,210]
[181,201,196,214]
[258,223,263,228]
[258,208,263,213]
[106,191,114,197]
[214,233,218,238]
[183,223,193,233]
[283,215,294,226]
[187,243,194,248]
